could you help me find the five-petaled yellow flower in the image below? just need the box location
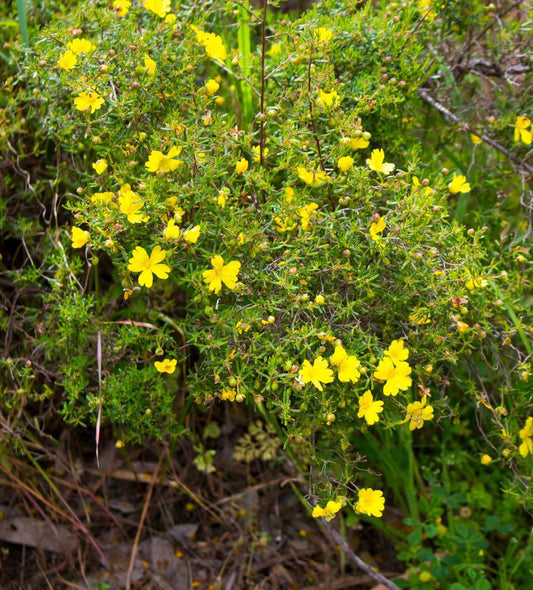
[92,159,107,175]
[448,172,471,194]
[330,345,361,383]
[314,27,333,45]
[356,488,385,518]
[145,147,183,173]
[154,359,177,374]
[127,245,171,288]
[299,356,334,391]
[74,91,104,113]
[373,357,412,396]
[405,395,434,430]
[57,50,77,70]
[144,0,171,17]
[203,255,241,294]
[366,149,395,175]
[357,390,383,425]
[312,499,342,521]
[514,116,532,145]
[480,454,492,465]
[71,227,90,248]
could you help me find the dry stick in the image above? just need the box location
[125,453,164,590]
[418,88,533,175]
[322,520,402,590]
[259,0,268,167]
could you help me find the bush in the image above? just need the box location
[1,0,531,587]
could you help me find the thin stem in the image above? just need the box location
[307,51,326,171]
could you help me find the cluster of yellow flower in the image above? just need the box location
[312,488,385,521]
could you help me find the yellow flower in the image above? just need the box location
[183,225,201,244]
[164,219,181,239]
[330,345,361,383]
[145,147,183,173]
[203,255,241,294]
[91,191,115,205]
[384,339,409,365]
[91,159,108,175]
[74,91,104,113]
[369,217,386,242]
[373,357,412,396]
[314,27,333,45]
[154,359,177,374]
[144,0,171,17]
[71,227,90,248]
[405,395,434,430]
[235,158,249,174]
[519,417,533,457]
[252,145,269,162]
[221,388,237,401]
[357,390,383,425]
[348,136,369,150]
[317,89,339,109]
[470,133,482,145]
[514,116,532,145]
[409,308,431,325]
[205,79,220,95]
[274,216,297,233]
[296,166,328,187]
[448,172,471,194]
[268,43,282,56]
[412,175,433,196]
[312,499,342,521]
[456,320,470,333]
[337,156,354,172]
[480,454,492,465]
[144,57,157,75]
[299,356,334,391]
[297,203,319,231]
[465,274,488,291]
[217,187,229,208]
[191,25,227,62]
[67,39,95,54]
[284,186,295,202]
[366,149,395,175]
[356,488,385,518]
[57,50,77,70]
[418,0,436,21]
[127,245,171,288]
[119,184,148,223]
[112,0,131,16]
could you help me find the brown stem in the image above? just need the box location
[308,51,326,171]
[322,520,402,590]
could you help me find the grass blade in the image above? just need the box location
[16,0,29,47]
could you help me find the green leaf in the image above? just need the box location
[16,0,29,47]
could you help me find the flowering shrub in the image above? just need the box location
[1,0,531,586]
